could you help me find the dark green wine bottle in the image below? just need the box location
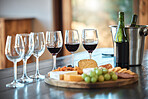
[114,12,129,69]
[130,14,138,27]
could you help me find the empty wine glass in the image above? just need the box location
[5,35,25,88]
[82,29,99,59]
[65,30,80,67]
[46,31,63,70]
[17,33,34,83]
[30,32,45,80]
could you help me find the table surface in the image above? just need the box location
[0,48,148,99]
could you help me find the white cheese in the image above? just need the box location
[83,68,95,75]
[49,71,77,80]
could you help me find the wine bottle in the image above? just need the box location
[130,14,138,27]
[114,12,129,69]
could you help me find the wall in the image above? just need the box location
[139,0,148,49]
[0,0,53,61]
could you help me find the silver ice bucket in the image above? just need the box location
[110,25,148,66]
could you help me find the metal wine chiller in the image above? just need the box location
[110,25,148,66]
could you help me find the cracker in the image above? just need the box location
[113,67,121,72]
[108,68,113,72]
[117,68,127,73]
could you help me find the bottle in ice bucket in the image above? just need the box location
[130,14,138,27]
[114,12,129,69]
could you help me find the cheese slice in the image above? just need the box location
[64,74,83,82]
[49,71,77,80]
[83,68,94,75]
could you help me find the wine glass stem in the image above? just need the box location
[13,62,17,82]
[52,55,56,70]
[72,53,74,67]
[89,53,92,59]
[23,59,27,77]
[36,57,40,75]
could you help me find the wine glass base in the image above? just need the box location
[30,74,45,80]
[18,76,33,83]
[6,81,24,88]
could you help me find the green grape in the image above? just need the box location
[110,71,116,76]
[93,70,96,75]
[82,73,87,79]
[91,77,97,83]
[94,67,98,70]
[96,69,102,76]
[98,75,104,82]
[104,73,111,81]
[112,74,118,81]
[89,71,95,77]
[95,75,98,79]
[102,68,108,74]
[84,76,91,83]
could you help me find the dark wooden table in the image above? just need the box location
[0,48,148,99]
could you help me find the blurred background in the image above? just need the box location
[0,0,147,69]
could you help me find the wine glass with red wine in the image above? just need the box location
[46,31,63,70]
[65,30,80,67]
[82,29,98,59]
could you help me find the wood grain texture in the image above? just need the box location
[133,0,139,23]
[62,0,72,56]
[44,75,138,89]
[139,0,148,49]
[0,18,33,69]
[0,18,6,69]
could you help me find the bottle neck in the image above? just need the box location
[130,15,137,27]
[118,20,125,28]
[114,13,129,43]
[118,14,124,27]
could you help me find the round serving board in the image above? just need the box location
[44,74,138,89]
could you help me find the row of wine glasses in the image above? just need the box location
[5,32,45,88]
[5,29,98,88]
[46,29,98,70]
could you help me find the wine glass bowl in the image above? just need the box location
[82,29,98,59]
[32,32,45,57]
[17,33,34,83]
[5,35,25,88]
[65,30,80,67]
[46,31,63,70]
[6,36,24,62]
[30,32,45,80]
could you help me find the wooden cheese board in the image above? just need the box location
[44,74,138,89]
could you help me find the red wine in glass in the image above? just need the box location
[82,29,98,59]
[65,43,79,52]
[65,30,80,67]
[46,31,63,70]
[47,47,61,55]
[83,44,97,53]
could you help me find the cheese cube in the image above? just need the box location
[49,71,77,80]
[64,74,83,82]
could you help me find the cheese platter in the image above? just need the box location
[44,59,138,89]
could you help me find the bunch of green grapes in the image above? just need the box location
[82,67,118,83]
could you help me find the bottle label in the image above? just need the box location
[116,42,129,68]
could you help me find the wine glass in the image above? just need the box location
[46,31,63,70]
[30,32,45,80]
[17,33,34,83]
[82,29,99,59]
[5,35,25,88]
[65,30,80,67]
